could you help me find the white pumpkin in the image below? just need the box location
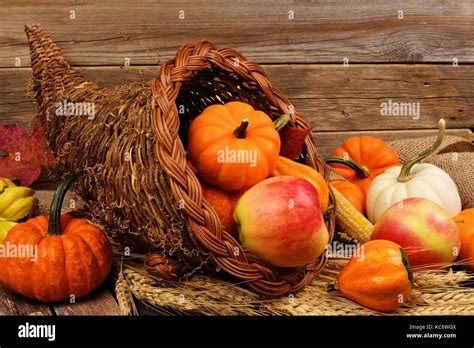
[367,163,462,222]
[366,119,462,223]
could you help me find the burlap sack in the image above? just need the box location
[388,135,473,209]
[424,152,474,209]
[387,135,474,163]
[328,135,473,209]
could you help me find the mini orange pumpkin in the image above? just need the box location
[0,174,112,302]
[455,208,474,271]
[328,239,413,312]
[325,136,400,196]
[188,101,281,191]
[330,179,365,214]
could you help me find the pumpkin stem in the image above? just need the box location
[398,119,445,182]
[324,156,370,178]
[274,114,291,131]
[234,118,250,139]
[400,248,414,288]
[47,173,82,236]
[0,149,6,157]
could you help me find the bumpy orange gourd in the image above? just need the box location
[188,102,280,191]
[0,174,112,302]
[200,178,245,239]
[330,180,365,214]
[455,208,474,271]
[331,239,413,312]
[326,136,400,196]
[272,156,329,212]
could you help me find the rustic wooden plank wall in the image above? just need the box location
[0,0,472,158]
[1,1,474,65]
[0,0,472,316]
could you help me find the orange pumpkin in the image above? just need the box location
[455,208,474,271]
[0,174,112,302]
[272,155,329,212]
[326,136,400,195]
[329,240,412,312]
[330,180,365,214]
[188,101,280,191]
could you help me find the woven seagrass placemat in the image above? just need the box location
[114,258,474,316]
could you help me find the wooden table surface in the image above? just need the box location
[0,0,473,315]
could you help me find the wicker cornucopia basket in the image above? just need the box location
[25,23,335,296]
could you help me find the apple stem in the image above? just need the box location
[234,118,250,139]
[324,156,370,178]
[398,119,445,183]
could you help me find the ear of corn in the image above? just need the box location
[331,185,373,243]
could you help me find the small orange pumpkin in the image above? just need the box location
[0,174,112,302]
[325,136,400,196]
[455,208,474,271]
[188,101,280,191]
[328,240,413,312]
[330,179,365,214]
[272,155,329,212]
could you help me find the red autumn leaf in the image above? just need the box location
[0,122,54,186]
[278,125,312,160]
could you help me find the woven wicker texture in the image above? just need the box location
[117,259,474,316]
[25,24,335,296]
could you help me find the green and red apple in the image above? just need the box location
[371,198,460,269]
[233,175,329,268]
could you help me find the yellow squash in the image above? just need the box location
[0,178,38,242]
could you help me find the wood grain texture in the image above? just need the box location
[0,0,473,67]
[28,128,472,189]
[0,286,52,315]
[1,64,472,132]
[53,287,121,316]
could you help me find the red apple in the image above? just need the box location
[233,175,329,267]
[371,198,460,269]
